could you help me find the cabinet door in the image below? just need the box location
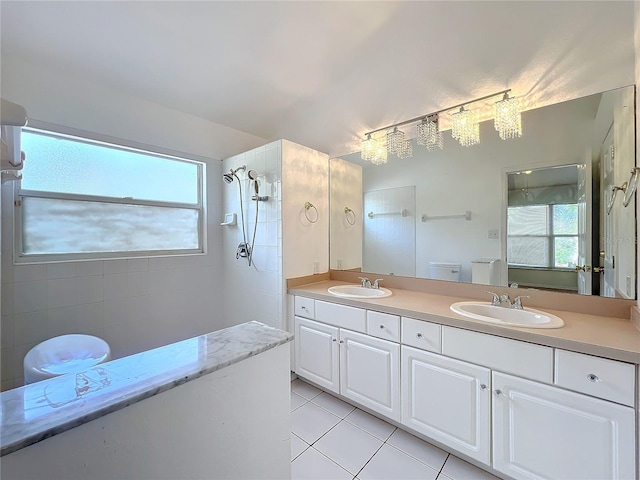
[401,346,491,465]
[339,329,400,421]
[294,317,339,393]
[493,372,636,480]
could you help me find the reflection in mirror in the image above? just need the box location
[330,85,636,298]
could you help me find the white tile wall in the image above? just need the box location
[0,160,225,390]
[221,141,284,331]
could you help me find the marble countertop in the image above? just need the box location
[290,281,640,364]
[0,321,292,457]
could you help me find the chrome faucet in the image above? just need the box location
[488,292,531,309]
[499,293,512,307]
[487,292,501,306]
[358,276,372,288]
[512,295,530,310]
[372,279,383,289]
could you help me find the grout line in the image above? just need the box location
[352,437,387,479]
[436,453,451,479]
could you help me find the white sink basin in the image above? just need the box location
[328,285,393,299]
[450,301,564,329]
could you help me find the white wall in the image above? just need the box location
[0,57,267,390]
[221,141,283,331]
[329,158,362,271]
[282,140,329,279]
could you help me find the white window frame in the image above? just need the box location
[13,125,207,264]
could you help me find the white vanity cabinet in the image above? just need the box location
[294,298,401,421]
[294,316,339,393]
[492,372,636,480]
[340,329,400,421]
[293,295,638,480]
[401,345,491,464]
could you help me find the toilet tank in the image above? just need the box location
[428,262,462,282]
[471,258,501,285]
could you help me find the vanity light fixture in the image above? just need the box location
[360,133,376,162]
[494,92,522,140]
[451,106,480,147]
[360,89,520,164]
[386,127,405,156]
[397,139,413,159]
[370,139,388,165]
[417,114,444,151]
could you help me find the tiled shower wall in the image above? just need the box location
[0,162,225,390]
[221,141,283,331]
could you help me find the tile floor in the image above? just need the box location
[291,379,501,480]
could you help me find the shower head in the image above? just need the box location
[222,165,247,184]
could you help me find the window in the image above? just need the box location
[507,204,578,269]
[15,129,205,262]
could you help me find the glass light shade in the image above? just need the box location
[370,141,388,165]
[360,134,376,161]
[417,115,443,151]
[451,107,480,147]
[494,94,522,140]
[397,139,413,159]
[386,127,405,155]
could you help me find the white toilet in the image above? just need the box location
[428,262,462,282]
[23,334,111,385]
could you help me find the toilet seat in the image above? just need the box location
[23,334,111,385]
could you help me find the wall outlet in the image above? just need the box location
[336,259,343,270]
[488,229,499,240]
[313,261,320,274]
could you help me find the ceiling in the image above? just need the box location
[0,1,635,158]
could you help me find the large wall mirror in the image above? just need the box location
[330,85,636,299]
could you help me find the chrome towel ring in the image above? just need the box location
[344,207,356,225]
[304,201,319,223]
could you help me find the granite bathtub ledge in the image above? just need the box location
[1,321,293,457]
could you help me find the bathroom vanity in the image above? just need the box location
[289,280,640,480]
[0,322,293,480]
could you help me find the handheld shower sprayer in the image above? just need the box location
[248,170,259,194]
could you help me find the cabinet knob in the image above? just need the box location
[587,373,600,383]
[339,340,344,344]
[494,389,503,396]
[332,338,337,342]
[301,306,307,310]
[480,384,488,391]
[416,333,423,338]
[379,325,385,329]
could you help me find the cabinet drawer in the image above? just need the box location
[315,300,366,333]
[367,311,400,342]
[294,296,315,318]
[554,350,635,406]
[401,317,441,353]
[442,326,553,383]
